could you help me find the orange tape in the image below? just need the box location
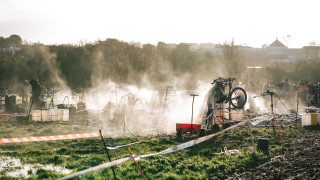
[0,114,28,117]
[0,132,99,143]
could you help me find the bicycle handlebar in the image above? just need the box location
[211,77,236,84]
[261,90,276,96]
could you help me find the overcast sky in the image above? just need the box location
[1,0,319,48]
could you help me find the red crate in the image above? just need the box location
[176,123,201,134]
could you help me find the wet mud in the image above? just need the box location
[230,126,320,180]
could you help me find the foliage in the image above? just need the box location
[1,34,320,92]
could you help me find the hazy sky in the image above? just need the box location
[1,0,319,48]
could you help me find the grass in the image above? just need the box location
[0,117,311,179]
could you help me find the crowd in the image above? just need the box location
[244,78,320,107]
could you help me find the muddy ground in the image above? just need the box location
[230,118,320,180]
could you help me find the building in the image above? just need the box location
[198,39,319,63]
[303,46,320,59]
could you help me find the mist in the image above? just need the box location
[1,35,319,136]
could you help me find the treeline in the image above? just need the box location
[0,36,220,91]
[0,35,320,92]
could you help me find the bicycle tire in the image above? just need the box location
[229,87,247,109]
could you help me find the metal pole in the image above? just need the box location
[115,86,118,104]
[162,86,169,114]
[228,80,232,121]
[190,94,198,135]
[271,93,276,136]
[99,130,117,180]
[27,99,33,122]
[296,100,299,126]
[0,88,2,111]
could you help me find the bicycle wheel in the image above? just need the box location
[229,87,247,109]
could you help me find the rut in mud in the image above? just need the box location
[230,126,320,180]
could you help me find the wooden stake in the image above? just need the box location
[247,119,256,155]
[128,148,147,180]
[273,112,284,147]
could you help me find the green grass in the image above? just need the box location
[0,117,311,179]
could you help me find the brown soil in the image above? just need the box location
[230,127,320,180]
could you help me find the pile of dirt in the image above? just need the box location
[230,127,320,179]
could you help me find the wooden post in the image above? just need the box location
[128,148,147,180]
[162,86,169,114]
[296,100,299,126]
[247,119,256,155]
[190,94,198,135]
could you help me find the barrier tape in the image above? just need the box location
[299,106,320,110]
[0,114,28,117]
[0,132,99,144]
[250,115,273,126]
[0,107,100,117]
[107,140,143,150]
[58,157,133,180]
[59,117,270,180]
[0,112,69,118]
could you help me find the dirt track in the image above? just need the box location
[230,126,320,180]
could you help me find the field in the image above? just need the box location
[1,113,319,180]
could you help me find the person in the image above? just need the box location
[213,77,226,103]
[21,80,29,105]
[308,83,315,106]
[29,77,41,109]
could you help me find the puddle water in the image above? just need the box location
[0,156,72,178]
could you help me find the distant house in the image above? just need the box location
[266,39,288,55]
[199,43,223,54]
[303,46,320,59]
[1,45,21,53]
[265,39,288,62]
[159,39,319,63]
[288,48,307,62]
[187,43,199,51]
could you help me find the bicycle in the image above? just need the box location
[211,77,247,109]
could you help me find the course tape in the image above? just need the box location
[0,132,99,144]
[250,115,273,126]
[59,157,133,180]
[299,106,320,110]
[107,140,143,150]
[0,114,28,117]
[59,118,264,180]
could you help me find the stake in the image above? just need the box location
[0,88,2,110]
[271,93,276,136]
[115,86,118,104]
[247,119,256,155]
[99,130,117,180]
[296,100,299,126]
[128,148,147,180]
[261,91,284,147]
[123,105,126,135]
[27,99,33,122]
[162,86,169,114]
[190,94,199,135]
[273,112,284,147]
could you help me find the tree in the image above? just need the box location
[0,37,7,47]
[308,41,317,46]
[222,39,244,78]
[7,34,22,46]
